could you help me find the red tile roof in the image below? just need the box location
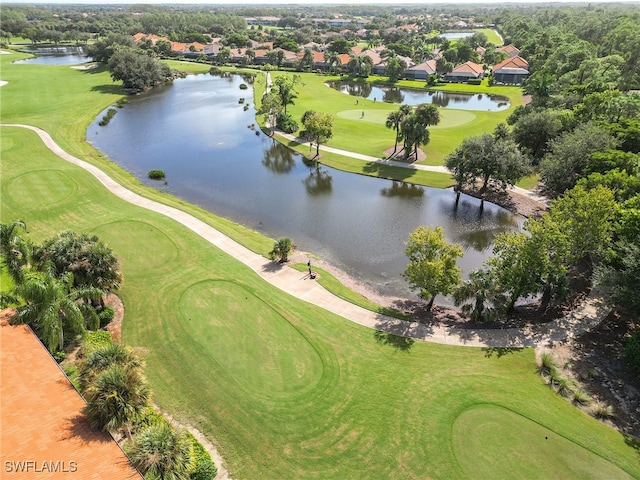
[493,55,529,71]
[0,312,143,480]
[451,61,484,75]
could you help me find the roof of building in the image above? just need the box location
[407,59,437,74]
[447,61,485,77]
[493,55,529,72]
[0,311,143,479]
[497,44,520,55]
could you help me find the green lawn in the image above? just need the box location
[2,55,638,479]
[262,72,523,167]
[474,28,504,46]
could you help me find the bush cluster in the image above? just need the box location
[148,169,166,180]
[276,113,298,134]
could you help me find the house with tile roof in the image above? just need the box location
[404,59,437,81]
[496,44,520,58]
[444,61,485,82]
[0,313,143,479]
[492,55,530,84]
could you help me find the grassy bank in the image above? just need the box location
[3,54,637,479]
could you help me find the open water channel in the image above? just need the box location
[88,72,523,301]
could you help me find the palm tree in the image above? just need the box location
[0,220,30,285]
[385,105,412,155]
[453,269,504,322]
[13,270,100,352]
[78,343,143,393]
[126,422,194,480]
[83,363,150,442]
[347,54,364,76]
[269,237,293,263]
[324,51,341,73]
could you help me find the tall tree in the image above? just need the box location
[0,220,29,285]
[403,226,463,311]
[13,270,100,352]
[385,105,412,155]
[302,111,334,157]
[272,75,300,115]
[385,56,406,83]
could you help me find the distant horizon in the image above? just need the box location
[4,0,639,5]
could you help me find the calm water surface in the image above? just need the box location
[88,73,523,300]
[326,81,509,111]
[15,46,90,65]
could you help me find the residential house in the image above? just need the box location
[444,61,485,82]
[492,56,530,84]
[1,317,144,479]
[404,59,437,80]
[496,44,520,58]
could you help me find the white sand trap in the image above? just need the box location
[71,63,97,70]
[0,81,7,87]
[0,51,11,55]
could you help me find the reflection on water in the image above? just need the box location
[303,165,333,196]
[380,181,425,199]
[15,45,90,65]
[88,73,523,300]
[326,80,510,111]
[262,139,296,174]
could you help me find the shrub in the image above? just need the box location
[239,83,248,90]
[269,237,293,262]
[625,331,640,376]
[537,351,557,375]
[238,97,245,103]
[99,108,117,126]
[186,432,217,480]
[590,402,615,419]
[555,376,575,397]
[209,66,222,75]
[466,78,482,85]
[82,330,113,356]
[98,306,115,327]
[148,170,166,180]
[572,388,592,406]
[52,351,66,363]
[243,104,249,111]
[276,113,298,134]
[116,98,128,108]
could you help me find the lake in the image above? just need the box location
[15,46,90,65]
[88,73,523,301]
[326,81,509,111]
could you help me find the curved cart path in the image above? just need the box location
[1,123,606,348]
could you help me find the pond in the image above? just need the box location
[326,81,510,111]
[439,32,475,40]
[15,46,90,65]
[88,73,523,302]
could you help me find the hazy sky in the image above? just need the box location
[5,0,636,4]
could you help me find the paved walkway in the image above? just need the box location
[2,124,606,348]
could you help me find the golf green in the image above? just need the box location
[453,404,634,479]
[336,108,476,129]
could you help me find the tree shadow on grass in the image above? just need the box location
[374,330,415,352]
[481,346,524,358]
[362,161,418,182]
[91,84,124,95]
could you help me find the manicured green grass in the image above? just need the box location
[3,123,640,480]
[517,172,541,190]
[266,72,523,167]
[3,56,638,480]
[291,263,409,321]
[474,28,504,46]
